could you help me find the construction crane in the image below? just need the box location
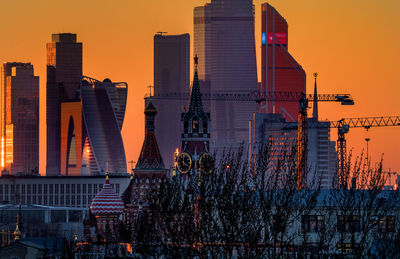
[285,116,400,188]
[148,89,354,189]
[307,116,400,188]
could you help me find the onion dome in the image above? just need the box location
[90,173,124,216]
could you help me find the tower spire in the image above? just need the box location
[135,100,165,170]
[14,214,21,241]
[312,72,318,120]
[185,55,205,119]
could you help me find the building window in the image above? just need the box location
[337,215,360,233]
[77,184,81,194]
[49,184,53,194]
[44,184,48,195]
[192,119,199,130]
[55,196,58,206]
[71,184,75,194]
[61,184,64,194]
[337,243,358,253]
[55,184,59,194]
[66,184,70,194]
[373,215,395,233]
[302,215,324,233]
[83,184,86,194]
[88,184,92,194]
[38,184,42,195]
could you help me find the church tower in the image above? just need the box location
[176,56,214,175]
[122,100,167,223]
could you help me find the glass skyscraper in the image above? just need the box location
[152,33,190,167]
[1,63,39,175]
[194,0,258,151]
[46,33,82,176]
[261,3,306,121]
[60,77,128,176]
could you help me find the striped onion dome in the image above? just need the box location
[90,174,124,216]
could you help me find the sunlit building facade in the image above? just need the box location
[194,0,258,151]
[46,33,82,176]
[0,63,39,175]
[152,34,190,167]
[261,3,306,121]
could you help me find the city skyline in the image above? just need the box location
[0,0,399,173]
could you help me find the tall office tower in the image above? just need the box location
[252,112,337,189]
[0,63,39,175]
[46,33,82,176]
[0,62,26,169]
[261,3,306,121]
[60,76,128,176]
[153,34,190,167]
[194,0,258,151]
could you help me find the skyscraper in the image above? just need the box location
[46,33,82,176]
[261,3,306,121]
[152,33,190,167]
[194,0,258,151]
[1,63,39,175]
[60,76,128,176]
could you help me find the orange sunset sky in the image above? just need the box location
[0,0,399,175]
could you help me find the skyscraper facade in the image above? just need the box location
[0,63,39,175]
[60,77,128,176]
[152,33,190,167]
[252,113,337,189]
[194,0,258,151]
[46,33,82,176]
[261,3,306,122]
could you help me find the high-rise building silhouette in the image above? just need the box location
[261,3,306,121]
[152,33,190,167]
[1,63,39,175]
[194,0,258,151]
[46,33,82,176]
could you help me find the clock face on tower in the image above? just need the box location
[199,152,215,175]
[177,152,192,174]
